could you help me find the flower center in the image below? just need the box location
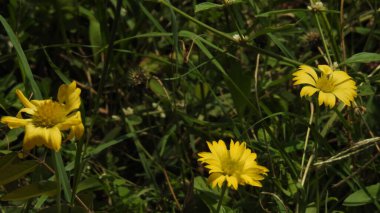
[32,100,67,128]
[316,75,335,93]
[222,159,241,176]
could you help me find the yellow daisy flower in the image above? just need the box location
[198,140,269,190]
[292,65,357,108]
[1,81,84,151]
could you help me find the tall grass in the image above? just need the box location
[0,0,379,212]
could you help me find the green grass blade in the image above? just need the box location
[52,151,72,202]
[0,15,42,99]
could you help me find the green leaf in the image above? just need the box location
[0,153,18,170]
[0,15,42,99]
[148,77,170,101]
[52,152,72,202]
[79,7,102,62]
[76,177,102,193]
[87,133,133,156]
[256,9,338,17]
[341,52,380,65]
[358,83,375,96]
[159,125,177,156]
[194,2,223,13]
[343,183,380,206]
[1,181,57,201]
[0,160,39,185]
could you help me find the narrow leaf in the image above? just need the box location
[0,153,18,170]
[53,152,72,202]
[195,2,223,13]
[1,181,57,201]
[341,52,380,65]
[343,183,380,206]
[0,15,42,99]
[0,160,39,185]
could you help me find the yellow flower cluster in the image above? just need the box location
[1,81,84,151]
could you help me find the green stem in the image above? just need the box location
[215,183,228,213]
[158,0,301,66]
[314,12,332,65]
[300,102,314,180]
[52,153,62,213]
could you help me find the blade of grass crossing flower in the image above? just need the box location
[53,151,72,202]
[0,15,42,99]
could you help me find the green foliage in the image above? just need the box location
[0,0,380,212]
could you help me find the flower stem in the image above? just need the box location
[215,183,228,213]
[300,102,314,180]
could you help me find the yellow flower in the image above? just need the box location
[293,65,357,108]
[1,81,84,151]
[198,140,269,190]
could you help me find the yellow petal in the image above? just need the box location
[208,173,223,188]
[208,140,227,161]
[334,79,357,90]
[58,81,81,112]
[67,123,84,141]
[318,91,327,106]
[300,86,319,97]
[333,89,353,106]
[216,175,226,188]
[331,71,351,85]
[318,65,333,75]
[238,149,252,165]
[208,173,226,188]
[16,108,35,118]
[48,127,62,151]
[297,65,318,81]
[1,116,30,128]
[56,113,82,130]
[205,165,223,173]
[325,93,336,108]
[230,140,246,162]
[23,124,43,151]
[226,176,238,190]
[16,89,35,108]
[293,72,317,86]
[23,125,62,151]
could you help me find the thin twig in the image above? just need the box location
[332,152,380,188]
[162,168,181,211]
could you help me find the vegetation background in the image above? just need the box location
[0,0,379,212]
